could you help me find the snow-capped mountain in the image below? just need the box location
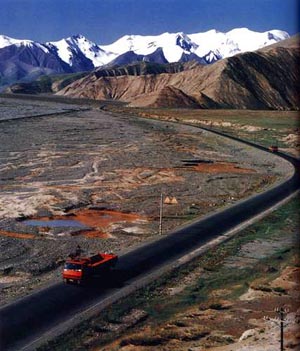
[0,34,39,49]
[0,28,290,88]
[57,34,299,110]
[46,34,114,68]
[0,34,51,54]
[100,28,289,64]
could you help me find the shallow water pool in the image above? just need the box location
[23,219,88,228]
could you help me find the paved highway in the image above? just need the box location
[0,126,299,350]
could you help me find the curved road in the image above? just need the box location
[0,124,299,351]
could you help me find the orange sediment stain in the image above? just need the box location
[31,209,147,238]
[39,209,145,228]
[0,230,35,239]
[79,230,110,239]
[191,162,256,174]
[72,209,145,227]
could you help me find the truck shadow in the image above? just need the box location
[76,269,128,289]
[72,268,142,290]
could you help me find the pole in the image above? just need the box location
[281,318,284,351]
[264,306,288,351]
[276,306,288,351]
[280,309,284,351]
[159,192,163,235]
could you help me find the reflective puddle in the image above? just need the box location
[23,219,88,228]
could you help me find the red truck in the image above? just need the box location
[269,145,279,152]
[63,252,118,285]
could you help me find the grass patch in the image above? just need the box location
[273,286,287,294]
[111,107,299,152]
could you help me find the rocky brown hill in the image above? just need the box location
[57,36,300,110]
[5,61,198,95]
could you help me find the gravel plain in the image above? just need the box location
[0,96,293,304]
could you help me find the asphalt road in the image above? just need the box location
[0,129,299,350]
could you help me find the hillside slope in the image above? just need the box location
[57,36,299,110]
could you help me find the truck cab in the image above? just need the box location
[63,259,86,284]
[269,145,279,152]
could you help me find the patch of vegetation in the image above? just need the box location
[209,302,226,310]
[253,285,273,292]
[113,107,299,151]
[120,335,164,347]
[273,286,287,294]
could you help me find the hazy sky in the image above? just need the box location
[1,0,299,43]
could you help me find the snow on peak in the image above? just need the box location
[176,32,198,52]
[47,34,113,67]
[0,35,19,48]
[0,34,49,53]
[267,29,289,42]
[47,37,73,64]
[0,34,32,48]
[100,28,289,64]
[224,28,289,52]
[100,32,197,63]
[189,28,290,59]
[0,28,290,70]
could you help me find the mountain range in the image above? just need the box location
[57,35,300,110]
[0,28,289,87]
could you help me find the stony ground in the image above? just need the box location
[97,265,300,351]
[0,97,294,305]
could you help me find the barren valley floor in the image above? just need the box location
[0,97,298,351]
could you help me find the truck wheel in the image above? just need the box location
[63,278,68,284]
[77,280,81,285]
